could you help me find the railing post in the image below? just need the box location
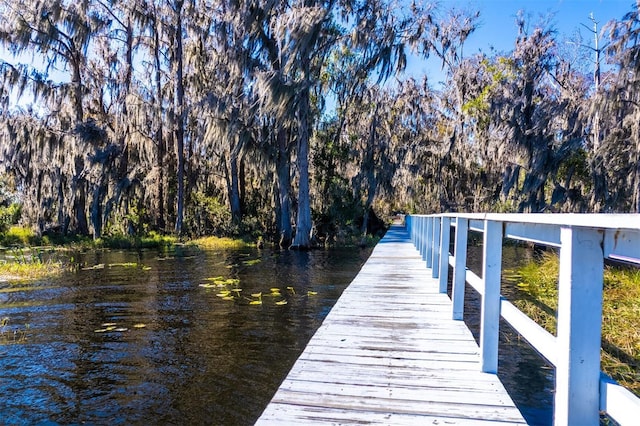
[426,217,433,267]
[452,218,468,320]
[420,216,429,261]
[432,217,441,278]
[480,220,502,374]
[438,217,451,293]
[413,216,418,248]
[555,226,604,426]
[416,216,424,256]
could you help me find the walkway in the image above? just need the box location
[256,225,526,425]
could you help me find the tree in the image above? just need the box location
[422,8,479,211]
[0,0,109,235]
[600,3,640,212]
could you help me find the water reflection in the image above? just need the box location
[0,246,371,424]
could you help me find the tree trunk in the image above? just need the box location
[91,181,104,239]
[361,108,379,236]
[153,15,166,231]
[56,167,65,231]
[635,139,640,213]
[174,0,185,235]
[71,58,84,123]
[229,141,242,223]
[74,185,89,235]
[276,126,292,248]
[239,159,246,210]
[292,87,312,249]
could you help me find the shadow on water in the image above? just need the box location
[462,240,555,426]
[0,245,371,424]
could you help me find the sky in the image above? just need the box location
[409,0,637,86]
[0,0,637,106]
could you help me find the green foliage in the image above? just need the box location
[125,204,149,236]
[0,247,66,281]
[188,192,234,237]
[191,236,252,249]
[508,252,559,334]
[557,147,591,192]
[0,203,21,234]
[97,231,177,250]
[1,226,38,247]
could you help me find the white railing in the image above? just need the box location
[405,213,640,426]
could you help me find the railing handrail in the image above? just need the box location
[412,212,640,230]
[405,213,640,426]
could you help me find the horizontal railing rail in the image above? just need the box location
[406,213,640,426]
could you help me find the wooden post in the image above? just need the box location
[438,217,451,293]
[421,216,428,261]
[480,220,502,373]
[452,218,468,320]
[411,215,417,246]
[555,226,604,426]
[422,217,428,261]
[418,217,424,257]
[426,217,433,267]
[432,217,441,278]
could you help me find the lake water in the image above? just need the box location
[0,245,372,424]
[0,236,563,425]
[465,242,555,426]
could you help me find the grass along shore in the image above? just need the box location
[0,226,254,282]
[506,252,640,395]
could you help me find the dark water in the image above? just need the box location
[0,245,371,425]
[464,240,555,426]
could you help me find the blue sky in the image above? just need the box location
[1,0,636,105]
[408,0,636,86]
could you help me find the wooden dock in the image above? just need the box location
[256,225,526,425]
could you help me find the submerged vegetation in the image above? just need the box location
[199,274,316,307]
[0,259,65,281]
[0,247,67,281]
[507,254,640,395]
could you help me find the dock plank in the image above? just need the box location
[256,225,526,425]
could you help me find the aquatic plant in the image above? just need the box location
[94,321,147,333]
[191,236,252,250]
[249,292,262,305]
[0,248,67,281]
[0,317,29,344]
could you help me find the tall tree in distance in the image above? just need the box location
[172,0,186,235]
[422,7,479,211]
[0,0,108,234]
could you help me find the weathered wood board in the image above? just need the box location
[256,225,526,425]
